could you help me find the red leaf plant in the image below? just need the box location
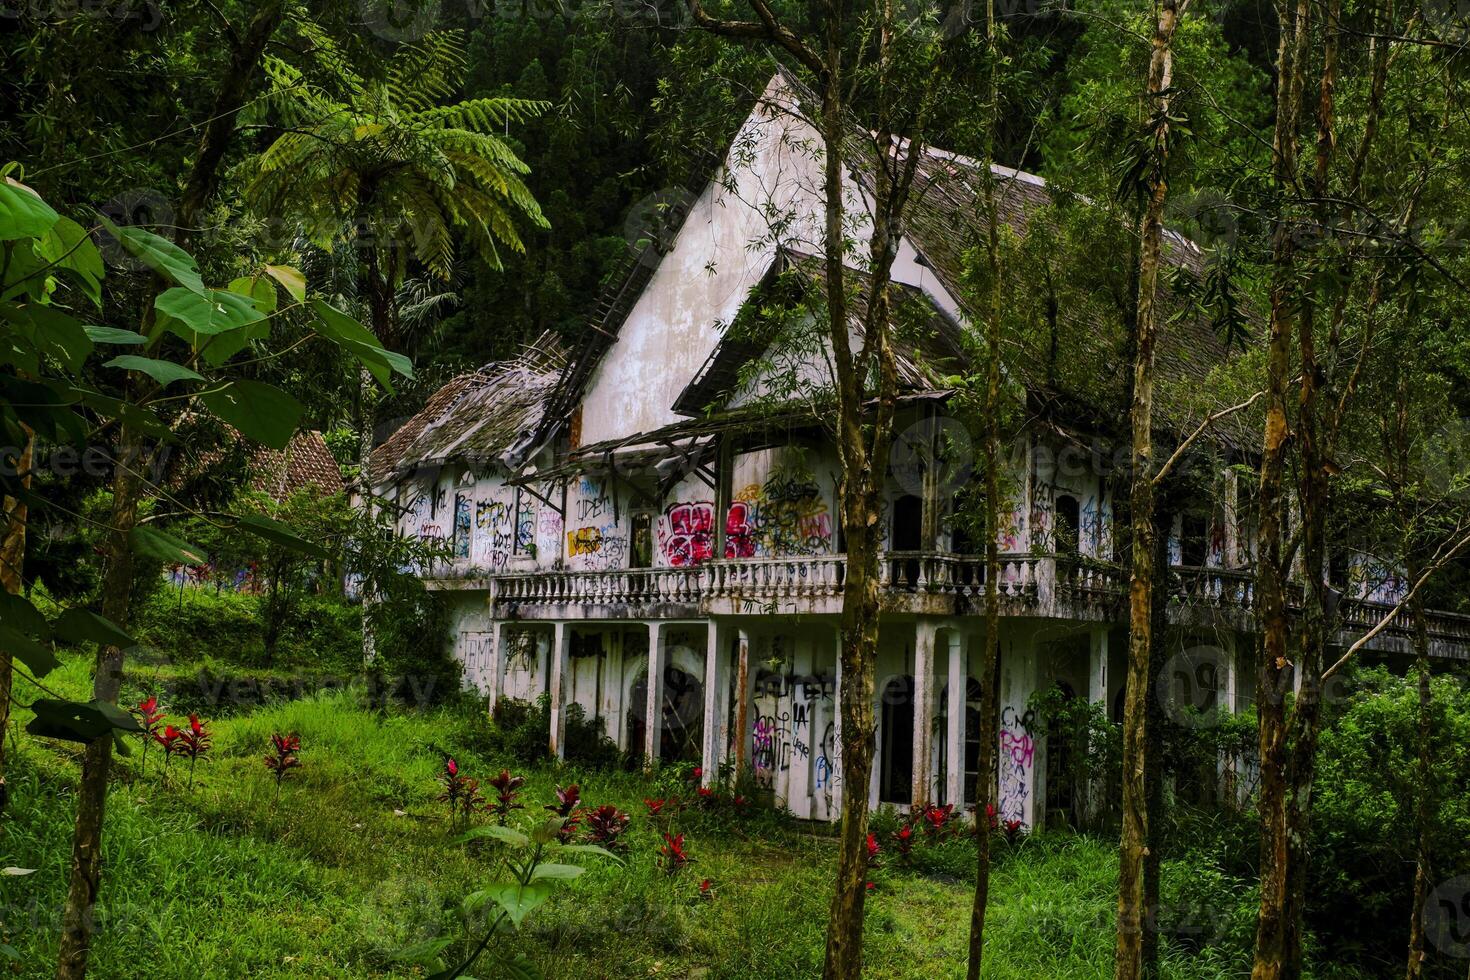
[263,733,302,798]
[131,696,166,777]
[699,878,714,900]
[439,758,482,826]
[175,715,212,789]
[659,833,692,873]
[866,832,881,862]
[485,769,525,826]
[891,824,915,865]
[695,786,716,808]
[583,804,631,851]
[1002,818,1024,846]
[545,784,582,841]
[920,802,955,840]
[154,724,183,774]
[644,797,666,816]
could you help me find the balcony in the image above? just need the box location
[474,552,1470,660]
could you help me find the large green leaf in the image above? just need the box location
[0,591,50,638]
[199,380,303,450]
[236,513,330,560]
[130,525,208,566]
[53,607,136,649]
[103,355,204,388]
[227,275,278,315]
[84,325,148,346]
[265,264,305,303]
[35,216,104,305]
[0,626,59,677]
[0,177,58,241]
[26,698,141,743]
[478,881,552,927]
[457,824,529,848]
[311,299,413,390]
[97,218,204,294]
[21,305,95,371]
[155,287,265,344]
[528,863,584,882]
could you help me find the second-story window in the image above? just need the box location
[630,512,653,568]
[1055,495,1080,556]
[1181,513,1209,567]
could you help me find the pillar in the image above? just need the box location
[645,621,665,766]
[912,619,939,809]
[1086,627,1109,823]
[944,629,966,809]
[488,621,508,715]
[733,628,751,774]
[701,619,727,786]
[549,621,569,759]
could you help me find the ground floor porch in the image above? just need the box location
[443,593,1261,829]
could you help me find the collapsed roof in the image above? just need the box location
[368,333,567,484]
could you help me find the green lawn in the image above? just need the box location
[1,655,1286,978]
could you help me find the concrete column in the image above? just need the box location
[1088,627,1108,707]
[912,619,938,809]
[645,621,665,766]
[488,621,508,714]
[549,621,569,759]
[944,629,966,808]
[733,628,751,775]
[701,619,727,786]
[1086,627,1109,823]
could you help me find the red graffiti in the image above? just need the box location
[660,502,714,567]
[725,500,757,558]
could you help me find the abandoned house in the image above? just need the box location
[365,72,1470,830]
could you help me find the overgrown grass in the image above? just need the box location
[1,655,1341,978]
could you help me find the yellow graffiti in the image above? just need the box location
[567,527,604,556]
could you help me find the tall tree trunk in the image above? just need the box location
[1116,4,1183,976]
[1250,0,1312,974]
[54,6,283,976]
[0,428,33,816]
[966,3,1004,973]
[1404,574,1432,980]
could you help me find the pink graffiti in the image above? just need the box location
[725,500,758,559]
[1000,729,1034,768]
[659,501,714,567]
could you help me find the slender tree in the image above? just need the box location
[1115,3,1186,976]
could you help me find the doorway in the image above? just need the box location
[879,674,915,804]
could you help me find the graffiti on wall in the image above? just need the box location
[724,471,833,558]
[453,494,472,559]
[568,478,623,570]
[474,499,513,571]
[998,705,1035,824]
[658,501,715,567]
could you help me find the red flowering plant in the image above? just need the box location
[131,696,166,777]
[1002,818,1025,846]
[699,877,714,900]
[865,832,881,863]
[175,715,212,789]
[155,724,183,775]
[891,824,916,865]
[695,786,716,809]
[658,833,692,874]
[263,733,302,799]
[920,802,955,840]
[583,804,631,852]
[485,769,525,826]
[439,758,481,826]
[545,784,582,842]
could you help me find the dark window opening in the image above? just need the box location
[880,675,915,805]
[1055,494,1080,555]
[630,513,653,569]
